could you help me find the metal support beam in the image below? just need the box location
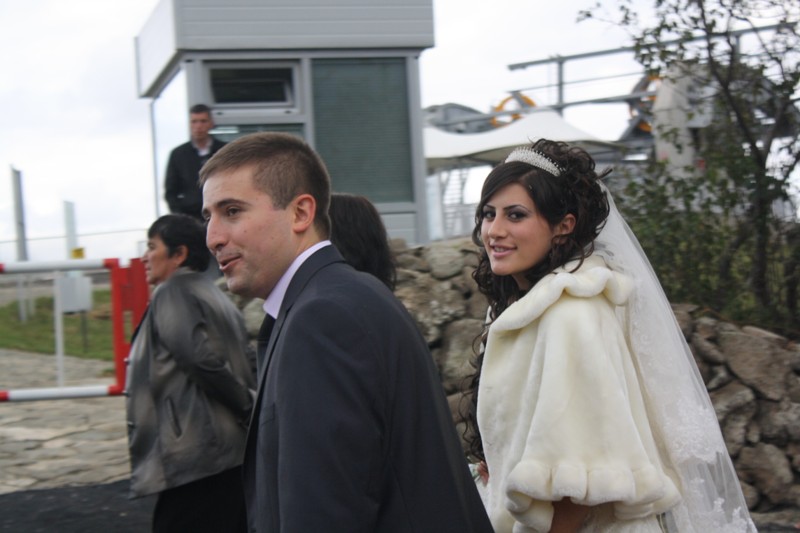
[508,23,791,71]
[11,167,28,261]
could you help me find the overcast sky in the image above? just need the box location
[0,0,638,263]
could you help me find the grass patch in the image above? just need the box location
[0,290,115,360]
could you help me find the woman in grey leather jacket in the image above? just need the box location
[126,214,256,532]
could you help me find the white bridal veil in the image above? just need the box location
[594,184,756,532]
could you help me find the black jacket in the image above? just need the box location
[244,245,492,532]
[126,268,256,498]
[164,137,226,219]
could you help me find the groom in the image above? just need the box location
[201,132,491,532]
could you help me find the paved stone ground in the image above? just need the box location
[1,349,799,531]
[0,349,127,495]
[0,349,153,531]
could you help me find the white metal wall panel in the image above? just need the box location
[135,0,178,96]
[176,0,434,50]
[382,212,417,244]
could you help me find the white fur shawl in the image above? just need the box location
[477,256,681,532]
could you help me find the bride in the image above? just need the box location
[465,139,755,533]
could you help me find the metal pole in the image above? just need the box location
[149,99,162,218]
[0,384,122,402]
[64,200,89,352]
[11,167,28,261]
[15,277,28,322]
[53,270,65,388]
[11,167,30,322]
[0,258,117,273]
[507,23,791,71]
[64,201,78,257]
[557,59,565,116]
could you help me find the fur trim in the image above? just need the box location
[505,459,681,527]
[492,256,633,333]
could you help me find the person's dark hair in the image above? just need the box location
[147,214,210,272]
[463,138,611,461]
[199,132,331,237]
[189,103,212,116]
[329,193,397,290]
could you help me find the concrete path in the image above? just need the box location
[0,349,129,495]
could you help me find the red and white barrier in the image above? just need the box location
[0,258,119,274]
[0,384,123,402]
[0,258,148,401]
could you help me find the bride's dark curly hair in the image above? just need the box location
[463,138,611,462]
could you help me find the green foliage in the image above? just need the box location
[616,163,731,302]
[0,290,115,360]
[616,160,800,337]
[584,0,800,336]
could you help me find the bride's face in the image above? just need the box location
[480,183,558,291]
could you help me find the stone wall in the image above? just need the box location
[232,237,800,522]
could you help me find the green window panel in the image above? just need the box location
[312,57,413,203]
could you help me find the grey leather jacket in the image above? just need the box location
[125,268,256,498]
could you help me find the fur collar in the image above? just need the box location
[491,255,633,333]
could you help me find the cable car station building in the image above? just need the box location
[135,0,434,243]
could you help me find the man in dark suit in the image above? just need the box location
[164,104,226,220]
[200,132,492,532]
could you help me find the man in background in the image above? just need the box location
[164,104,226,220]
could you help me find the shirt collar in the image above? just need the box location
[262,240,331,319]
[192,137,212,155]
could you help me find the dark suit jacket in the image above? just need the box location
[243,245,492,532]
[164,137,226,219]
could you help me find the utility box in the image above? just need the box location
[56,275,92,314]
[135,0,434,244]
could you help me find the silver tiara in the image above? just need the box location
[505,147,564,176]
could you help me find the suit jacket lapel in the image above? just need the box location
[245,246,345,441]
[255,245,346,398]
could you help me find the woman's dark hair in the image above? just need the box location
[329,193,397,290]
[147,214,210,272]
[463,138,611,461]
